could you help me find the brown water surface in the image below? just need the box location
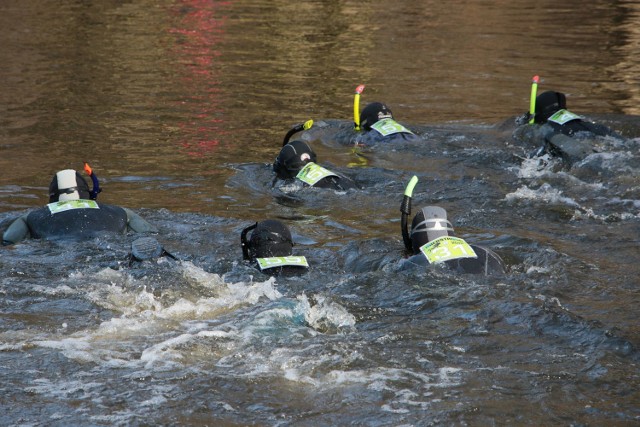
[2,0,640,214]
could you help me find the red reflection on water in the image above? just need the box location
[168,0,231,157]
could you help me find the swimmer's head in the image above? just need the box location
[273,140,317,180]
[534,91,567,124]
[241,219,293,261]
[410,206,455,254]
[359,102,393,131]
[48,169,91,202]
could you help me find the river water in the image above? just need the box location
[1,0,639,425]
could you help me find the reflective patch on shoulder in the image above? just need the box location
[548,109,582,125]
[371,118,414,136]
[257,256,309,270]
[419,236,477,264]
[47,199,100,214]
[296,162,338,186]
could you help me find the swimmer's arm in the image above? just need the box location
[2,214,31,245]
[546,133,594,163]
[123,208,158,233]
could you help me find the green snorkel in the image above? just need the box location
[529,75,540,124]
[282,119,314,147]
[400,175,419,252]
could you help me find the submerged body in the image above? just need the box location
[400,179,507,276]
[354,102,422,146]
[273,139,357,191]
[400,243,506,275]
[516,90,623,164]
[241,219,308,277]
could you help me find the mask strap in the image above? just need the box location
[58,187,79,195]
[411,218,454,234]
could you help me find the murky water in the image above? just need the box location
[1,0,639,425]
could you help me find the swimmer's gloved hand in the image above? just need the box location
[2,214,30,246]
[515,112,532,126]
[129,237,177,265]
[516,75,540,126]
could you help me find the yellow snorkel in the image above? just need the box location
[348,84,369,167]
[302,119,313,131]
[282,119,314,146]
[354,84,365,131]
[529,75,540,124]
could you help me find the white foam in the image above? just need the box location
[24,377,103,398]
[140,333,193,369]
[517,154,560,179]
[299,294,356,332]
[527,266,551,274]
[0,342,29,351]
[276,180,305,193]
[30,262,288,371]
[505,183,581,208]
[180,261,227,290]
[381,403,411,414]
[140,395,168,407]
[196,330,234,339]
[577,151,638,174]
[437,366,462,386]
[23,263,361,398]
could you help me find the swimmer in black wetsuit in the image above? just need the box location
[273,121,357,191]
[515,77,622,164]
[352,85,421,146]
[399,176,506,276]
[240,219,308,276]
[2,166,157,245]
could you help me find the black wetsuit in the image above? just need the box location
[355,127,421,146]
[401,244,506,276]
[545,116,618,139]
[3,200,156,245]
[257,264,308,277]
[278,162,357,191]
[26,203,128,239]
[308,175,356,191]
[521,111,622,164]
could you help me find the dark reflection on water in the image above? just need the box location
[1,0,639,425]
